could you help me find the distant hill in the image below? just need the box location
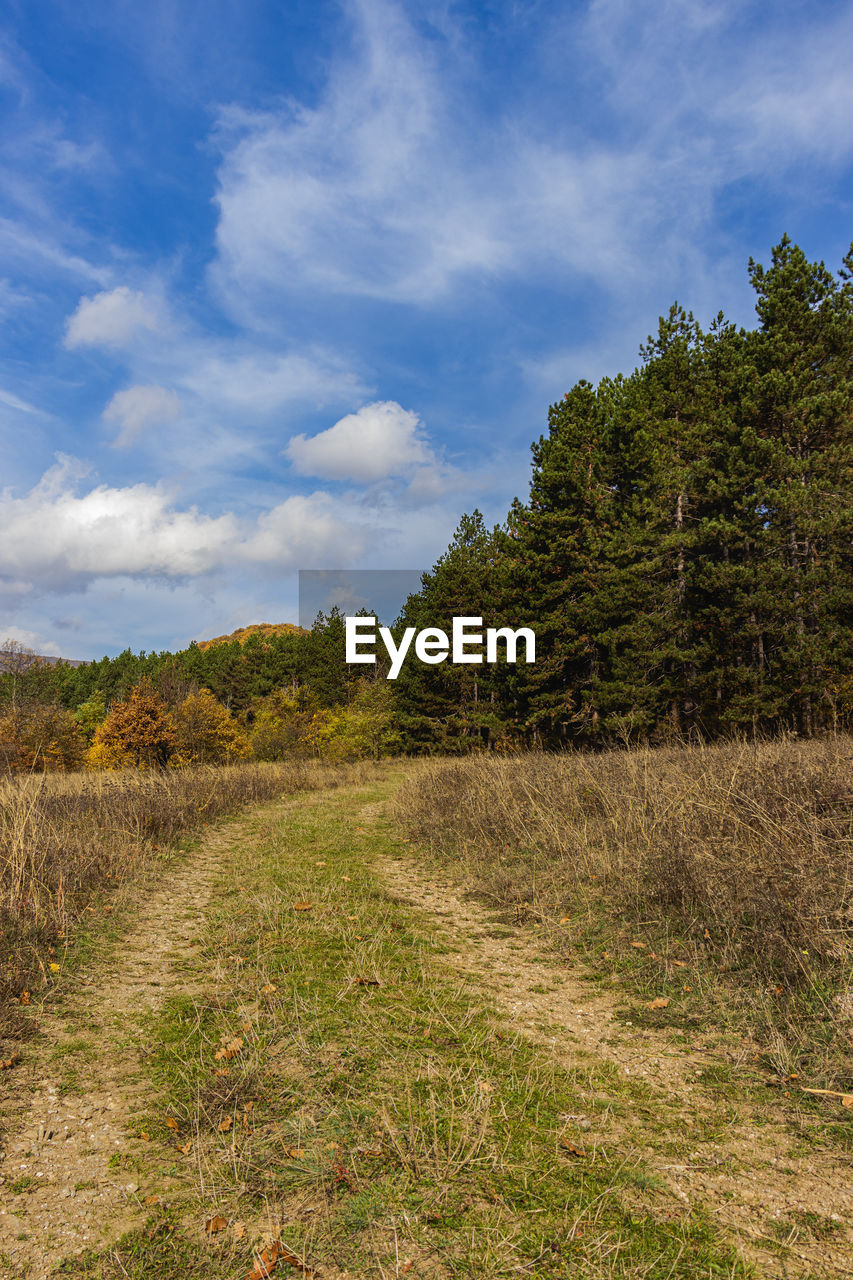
[196,622,308,651]
[0,650,87,673]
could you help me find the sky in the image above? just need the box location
[1,0,853,659]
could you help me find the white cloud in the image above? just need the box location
[721,18,853,167]
[0,458,364,597]
[286,401,432,482]
[0,385,42,415]
[64,286,162,349]
[207,0,671,309]
[208,0,853,325]
[210,0,517,308]
[0,216,111,286]
[177,348,368,414]
[0,625,61,656]
[1,462,239,584]
[243,492,368,564]
[103,384,182,446]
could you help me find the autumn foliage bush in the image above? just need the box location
[0,703,85,772]
[86,681,249,769]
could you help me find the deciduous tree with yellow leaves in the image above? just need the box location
[172,688,250,764]
[88,681,176,769]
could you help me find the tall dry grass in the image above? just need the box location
[0,760,372,1030]
[396,738,853,1067]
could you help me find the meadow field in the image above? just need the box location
[1,742,852,1278]
[396,736,853,1078]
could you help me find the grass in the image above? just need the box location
[0,759,374,1034]
[59,772,750,1280]
[394,738,853,1087]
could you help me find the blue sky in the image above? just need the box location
[1,0,852,659]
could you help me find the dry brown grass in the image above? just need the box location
[395,737,853,1071]
[0,760,370,1028]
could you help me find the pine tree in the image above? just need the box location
[745,237,853,732]
[394,512,506,751]
[500,379,616,743]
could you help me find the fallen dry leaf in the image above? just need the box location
[260,983,277,996]
[401,1263,414,1275]
[285,1147,305,1159]
[672,960,687,968]
[559,915,572,924]
[645,997,670,1010]
[242,1238,314,1279]
[560,1139,587,1157]
[205,1215,228,1234]
[354,977,380,986]
[241,1021,252,1033]
[215,1036,244,1061]
[233,1222,247,1240]
[315,860,327,866]
[139,1131,150,1142]
[214,1067,230,1077]
[218,1115,234,1132]
[292,902,313,911]
[49,962,60,972]
[178,1141,193,1155]
[144,1195,159,1206]
[630,941,647,950]
[165,1117,180,1131]
[19,990,31,1006]
[0,1054,18,1070]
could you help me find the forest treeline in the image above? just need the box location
[0,617,396,769]
[2,236,852,764]
[395,236,853,749]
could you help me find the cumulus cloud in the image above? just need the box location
[0,457,364,597]
[64,286,161,349]
[103,384,182,446]
[0,624,61,655]
[243,492,368,563]
[286,401,433,482]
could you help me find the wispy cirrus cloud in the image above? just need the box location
[103,384,182,446]
[210,0,853,333]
